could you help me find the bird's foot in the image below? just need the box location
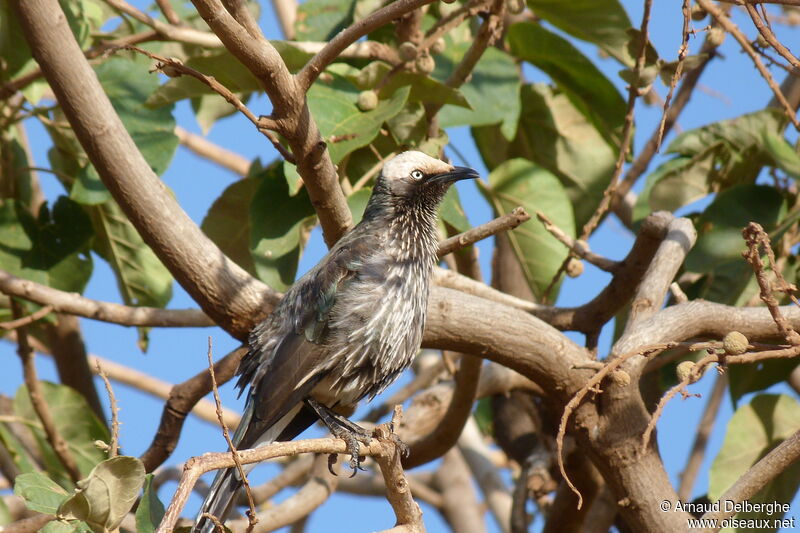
[305,398,372,476]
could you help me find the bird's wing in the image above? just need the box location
[233,236,374,447]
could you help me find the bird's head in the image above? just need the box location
[374,151,479,207]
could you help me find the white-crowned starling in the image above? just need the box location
[193,151,479,531]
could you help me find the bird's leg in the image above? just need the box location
[305,398,372,474]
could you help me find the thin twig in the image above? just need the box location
[206,337,258,530]
[696,0,800,129]
[155,438,386,533]
[655,0,691,150]
[95,362,120,458]
[296,0,436,91]
[556,341,682,508]
[745,2,800,69]
[438,208,531,258]
[0,304,53,330]
[175,126,251,177]
[545,0,653,298]
[116,45,296,163]
[11,299,83,483]
[642,344,800,450]
[535,212,618,273]
[742,222,800,344]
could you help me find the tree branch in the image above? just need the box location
[700,428,800,524]
[175,126,251,177]
[296,0,436,91]
[438,208,530,258]
[14,0,273,339]
[0,269,215,328]
[11,300,82,483]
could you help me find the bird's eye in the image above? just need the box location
[410,170,424,180]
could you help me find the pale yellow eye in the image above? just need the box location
[411,170,424,180]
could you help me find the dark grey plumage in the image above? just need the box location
[193,151,478,531]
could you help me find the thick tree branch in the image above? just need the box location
[190,0,353,246]
[14,0,272,339]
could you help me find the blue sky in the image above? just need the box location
[2,1,800,531]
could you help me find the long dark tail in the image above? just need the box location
[191,402,317,533]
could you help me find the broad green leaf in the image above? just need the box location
[439,186,471,234]
[729,358,800,407]
[89,200,173,309]
[685,185,785,274]
[192,93,240,135]
[643,109,788,213]
[434,45,521,139]
[14,382,109,481]
[71,166,110,206]
[507,22,626,147]
[764,132,800,179]
[96,57,178,177]
[527,0,635,66]
[58,456,145,533]
[295,0,355,40]
[0,198,93,293]
[41,521,90,533]
[481,159,575,300]
[709,395,800,530]
[473,84,615,228]
[331,62,471,108]
[0,132,34,207]
[307,77,409,163]
[0,423,40,475]
[683,185,785,306]
[250,164,316,290]
[13,472,70,514]
[347,188,372,225]
[135,474,165,533]
[201,177,259,276]
[0,0,34,81]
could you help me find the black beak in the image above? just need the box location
[428,166,480,185]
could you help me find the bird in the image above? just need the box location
[193,151,479,531]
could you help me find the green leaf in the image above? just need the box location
[729,358,800,407]
[527,0,635,66]
[89,200,173,309]
[0,0,34,81]
[473,84,616,228]
[307,76,409,163]
[14,472,70,514]
[70,166,110,206]
[295,0,355,40]
[331,62,471,108]
[434,45,521,139]
[764,132,800,179]
[481,159,575,300]
[0,496,11,525]
[683,185,785,306]
[14,382,110,481]
[0,198,93,293]
[643,109,788,213]
[58,456,145,533]
[135,474,165,533]
[709,394,800,530]
[685,185,785,274]
[347,188,372,225]
[41,521,90,533]
[250,164,316,290]
[96,57,178,177]
[439,187,471,234]
[507,22,626,147]
[0,422,40,476]
[201,177,259,276]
